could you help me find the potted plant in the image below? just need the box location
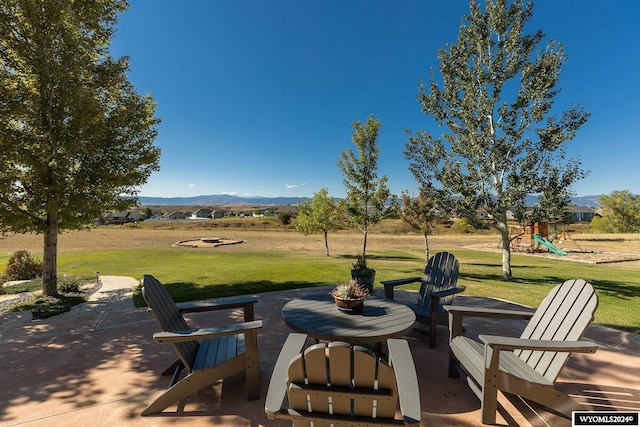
[331,280,369,312]
[337,115,390,293]
[350,255,376,292]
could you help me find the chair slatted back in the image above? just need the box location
[417,251,460,313]
[141,274,199,370]
[516,279,598,381]
[286,342,399,424]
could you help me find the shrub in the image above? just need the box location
[454,218,474,234]
[59,276,81,293]
[4,250,43,281]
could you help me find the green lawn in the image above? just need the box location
[50,246,640,333]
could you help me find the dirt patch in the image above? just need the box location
[465,242,640,264]
[173,237,244,248]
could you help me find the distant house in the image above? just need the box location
[484,209,516,221]
[475,208,490,221]
[191,208,213,219]
[566,205,596,222]
[275,205,298,218]
[103,211,142,225]
[211,210,226,219]
[166,211,190,220]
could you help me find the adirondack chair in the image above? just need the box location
[446,279,599,424]
[381,251,465,348]
[265,333,422,426]
[140,274,263,415]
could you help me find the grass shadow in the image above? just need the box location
[133,280,332,307]
[335,253,421,262]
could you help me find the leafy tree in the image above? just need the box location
[278,211,292,226]
[338,115,390,268]
[384,195,402,219]
[0,0,161,296]
[295,188,342,256]
[141,207,154,220]
[400,190,446,261]
[591,190,640,233]
[404,0,589,280]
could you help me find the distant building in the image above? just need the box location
[275,205,299,218]
[565,205,596,222]
[191,208,213,219]
[211,210,226,219]
[166,211,190,220]
[102,211,142,225]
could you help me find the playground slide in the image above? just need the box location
[532,233,567,256]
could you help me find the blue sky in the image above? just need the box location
[110,1,640,199]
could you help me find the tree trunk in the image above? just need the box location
[362,229,368,262]
[323,229,330,256]
[423,232,430,261]
[42,210,59,296]
[497,220,513,280]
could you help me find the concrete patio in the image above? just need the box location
[0,276,639,427]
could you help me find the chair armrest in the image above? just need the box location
[388,339,421,426]
[446,305,534,340]
[265,333,308,419]
[479,335,599,353]
[381,277,422,287]
[430,285,466,299]
[380,277,422,299]
[481,334,599,377]
[153,320,263,343]
[176,295,258,321]
[445,305,534,319]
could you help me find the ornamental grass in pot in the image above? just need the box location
[331,280,369,313]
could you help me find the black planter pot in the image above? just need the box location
[350,269,376,293]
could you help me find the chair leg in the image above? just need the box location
[244,330,260,400]
[481,380,498,425]
[142,371,219,416]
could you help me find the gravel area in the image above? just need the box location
[0,280,102,314]
[0,293,36,312]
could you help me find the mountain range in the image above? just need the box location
[138,194,602,208]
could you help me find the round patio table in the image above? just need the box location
[281,292,415,354]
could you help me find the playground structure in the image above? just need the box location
[505,221,580,256]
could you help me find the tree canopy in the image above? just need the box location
[404,0,589,280]
[591,190,640,233]
[0,0,161,295]
[295,188,343,256]
[338,114,390,268]
[400,190,447,261]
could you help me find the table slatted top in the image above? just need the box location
[281,293,416,345]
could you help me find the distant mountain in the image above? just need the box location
[138,194,309,206]
[568,195,601,208]
[139,194,602,207]
[525,195,601,208]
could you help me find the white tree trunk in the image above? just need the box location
[423,233,430,261]
[497,219,513,280]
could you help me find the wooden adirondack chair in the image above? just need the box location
[446,279,599,424]
[381,251,465,348]
[140,274,263,415]
[265,333,422,426]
